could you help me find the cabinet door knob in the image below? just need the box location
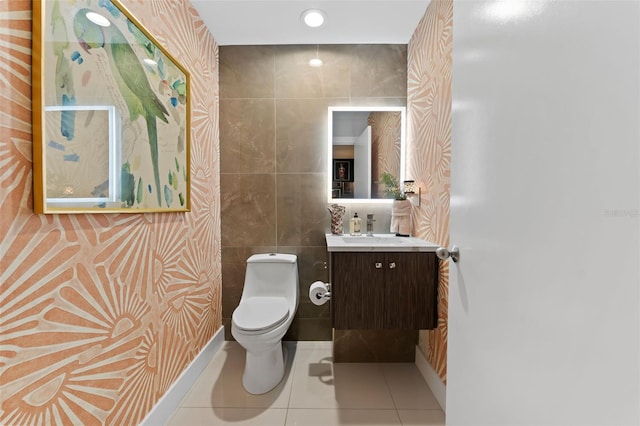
[375,262,383,269]
[389,262,396,269]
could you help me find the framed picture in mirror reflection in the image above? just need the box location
[333,159,354,182]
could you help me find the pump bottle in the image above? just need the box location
[349,213,362,236]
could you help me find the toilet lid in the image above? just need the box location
[232,297,289,332]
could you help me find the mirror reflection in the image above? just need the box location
[328,106,405,201]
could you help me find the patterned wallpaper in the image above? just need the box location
[407,0,453,383]
[369,111,402,199]
[0,0,221,424]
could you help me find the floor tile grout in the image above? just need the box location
[169,341,445,425]
[283,343,296,424]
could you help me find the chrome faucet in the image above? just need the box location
[366,214,375,236]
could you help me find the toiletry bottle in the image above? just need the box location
[350,213,362,236]
[366,214,375,236]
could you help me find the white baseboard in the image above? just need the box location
[140,326,225,426]
[415,346,446,411]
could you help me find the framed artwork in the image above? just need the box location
[333,159,354,182]
[32,0,190,213]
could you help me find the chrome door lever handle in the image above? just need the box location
[436,245,460,263]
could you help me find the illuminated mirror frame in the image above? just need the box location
[327,106,406,204]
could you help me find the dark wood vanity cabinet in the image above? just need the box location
[330,252,438,330]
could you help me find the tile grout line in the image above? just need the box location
[273,48,278,252]
[283,342,297,425]
[378,363,405,424]
[168,341,445,425]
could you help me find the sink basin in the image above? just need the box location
[326,233,439,252]
[342,236,405,244]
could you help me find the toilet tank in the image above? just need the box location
[242,253,299,301]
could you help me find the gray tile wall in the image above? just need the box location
[220,44,407,340]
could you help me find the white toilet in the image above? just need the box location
[231,253,299,394]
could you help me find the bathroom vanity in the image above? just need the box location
[325,234,440,362]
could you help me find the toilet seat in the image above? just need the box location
[233,297,289,334]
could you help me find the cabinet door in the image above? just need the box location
[384,252,438,329]
[332,252,385,329]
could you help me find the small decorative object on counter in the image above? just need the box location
[349,212,362,236]
[366,214,375,236]
[328,203,346,235]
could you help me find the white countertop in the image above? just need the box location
[325,233,440,252]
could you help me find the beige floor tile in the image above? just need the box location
[286,347,335,408]
[180,342,294,409]
[380,364,441,410]
[396,409,446,426]
[289,344,334,378]
[331,363,395,409]
[171,341,448,426]
[289,353,395,409]
[285,408,401,425]
[167,407,287,426]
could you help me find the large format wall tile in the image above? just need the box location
[276,173,328,247]
[220,99,275,174]
[275,45,352,99]
[221,174,277,247]
[275,98,347,174]
[220,45,275,99]
[219,44,408,342]
[350,97,407,107]
[351,45,408,98]
[285,317,332,341]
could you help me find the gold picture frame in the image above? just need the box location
[32,0,190,213]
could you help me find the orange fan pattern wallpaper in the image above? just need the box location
[369,111,402,199]
[407,0,453,383]
[0,0,221,424]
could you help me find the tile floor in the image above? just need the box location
[167,341,445,426]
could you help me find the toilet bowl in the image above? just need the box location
[231,253,299,394]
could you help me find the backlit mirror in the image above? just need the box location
[327,106,406,202]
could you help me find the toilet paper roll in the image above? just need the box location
[309,281,329,306]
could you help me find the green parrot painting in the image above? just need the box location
[73,8,169,207]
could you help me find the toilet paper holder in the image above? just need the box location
[316,283,331,300]
[309,281,331,305]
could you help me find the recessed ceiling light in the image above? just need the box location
[143,58,157,66]
[308,58,323,67]
[301,9,326,28]
[86,11,110,27]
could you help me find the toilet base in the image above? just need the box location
[242,342,288,394]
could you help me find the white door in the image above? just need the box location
[353,125,372,198]
[446,1,639,425]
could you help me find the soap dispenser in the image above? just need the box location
[349,213,362,236]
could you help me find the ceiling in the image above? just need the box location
[190,0,432,46]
